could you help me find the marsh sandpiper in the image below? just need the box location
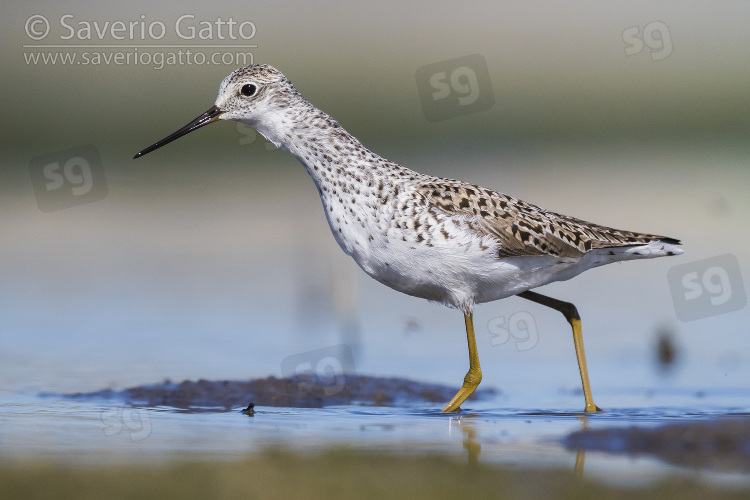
[135,64,683,412]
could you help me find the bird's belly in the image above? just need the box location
[344,234,519,309]
[357,248,461,304]
[346,233,597,310]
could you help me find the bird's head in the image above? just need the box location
[134,64,300,159]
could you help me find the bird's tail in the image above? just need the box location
[610,239,684,259]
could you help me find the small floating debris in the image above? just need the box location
[242,402,255,416]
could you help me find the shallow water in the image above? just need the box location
[2,385,749,488]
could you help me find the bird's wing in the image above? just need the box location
[418,181,680,259]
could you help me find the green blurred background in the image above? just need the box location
[1,1,748,401]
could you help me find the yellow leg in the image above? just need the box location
[518,291,603,413]
[442,313,482,412]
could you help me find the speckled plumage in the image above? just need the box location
[134,64,684,412]
[209,64,683,313]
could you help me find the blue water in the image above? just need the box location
[2,388,750,487]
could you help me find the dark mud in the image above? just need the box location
[565,418,750,473]
[60,375,497,410]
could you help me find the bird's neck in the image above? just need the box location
[257,103,405,191]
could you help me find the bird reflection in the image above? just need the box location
[574,415,590,478]
[448,412,592,476]
[449,415,481,466]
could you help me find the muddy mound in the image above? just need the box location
[64,375,497,410]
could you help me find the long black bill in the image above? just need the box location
[133,105,224,159]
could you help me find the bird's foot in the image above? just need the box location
[584,402,605,413]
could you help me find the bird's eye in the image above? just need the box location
[240,84,257,97]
